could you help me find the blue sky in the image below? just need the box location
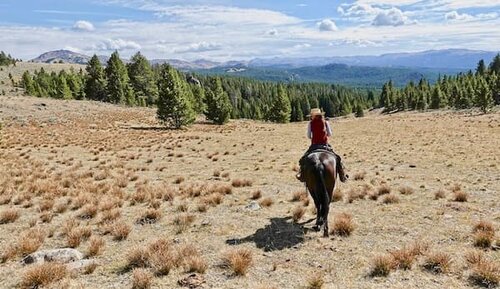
[1,0,499,60]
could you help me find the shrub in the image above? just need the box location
[474,231,494,248]
[332,189,343,202]
[127,247,150,269]
[87,236,105,257]
[292,206,305,223]
[469,259,499,288]
[148,239,176,275]
[251,190,262,200]
[136,209,162,224]
[382,194,400,204]
[390,248,416,270]
[112,221,131,241]
[453,190,468,202]
[259,197,274,207]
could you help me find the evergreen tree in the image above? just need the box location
[354,104,364,117]
[189,83,206,114]
[127,52,158,106]
[56,73,72,99]
[85,55,107,101]
[430,83,444,109]
[476,59,487,76]
[475,77,493,113]
[489,54,500,75]
[156,64,196,128]
[106,51,134,105]
[21,71,35,96]
[267,84,291,123]
[204,77,232,125]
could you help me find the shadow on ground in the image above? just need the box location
[226,217,312,252]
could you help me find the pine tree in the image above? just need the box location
[56,73,72,99]
[475,77,493,113]
[204,77,232,125]
[267,84,291,123]
[476,59,487,76]
[430,84,444,109]
[127,52,158,106]
[489,54,500,75]
[106,51,134,105]
[354,104,364,117]
[156,64,196,128]
[21,71,35,95]
[189,83,206,114]
[85,55,107,101]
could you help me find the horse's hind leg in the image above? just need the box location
[321,194,330,237]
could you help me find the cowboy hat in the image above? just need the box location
[307,108,325,117]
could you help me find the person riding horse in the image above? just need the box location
[296,108,348,183]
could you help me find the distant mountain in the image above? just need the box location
[32,50,110,65]
[248,49,498,70]
[195,63,464,88]
[32,50,90,64]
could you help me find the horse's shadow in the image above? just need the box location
[226,217,314,252]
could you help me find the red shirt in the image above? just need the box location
[310,118,328,145]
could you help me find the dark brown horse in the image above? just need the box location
[302,150,338,237]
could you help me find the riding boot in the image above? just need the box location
[336,154,349,182]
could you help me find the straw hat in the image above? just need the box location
[308,108,325,117]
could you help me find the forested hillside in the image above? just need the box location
[380,55,500,113]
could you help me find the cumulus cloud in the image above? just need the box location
[338,3,378,17]
[372,8,410,26]
[93,38,141,51]
[330,38,382,47]
[445,11,473,21]
[318,19,338,31]
[174,41,222,53]
[73,20,95,31]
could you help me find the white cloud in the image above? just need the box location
[293,43,311,49]
[372,7,411,26]
[330,38,382,47]
[73,20,95,31]
[338,3,378,17]
[318,19,338,31]
[93,38,141,51]
[174,41,222,53]
[444,11,473,21]
[267,28,278,36]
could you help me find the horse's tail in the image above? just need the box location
[313,158,330,206]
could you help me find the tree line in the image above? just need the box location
[0,51,17,66]
[19,51,374,128]
[379,54,500,113]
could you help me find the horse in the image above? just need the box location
[301,150,338,237]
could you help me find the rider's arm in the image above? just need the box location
[325,121,332,137]
[307,122,312,139]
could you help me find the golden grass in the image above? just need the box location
[173,214,196,234]
[370,255,395,277]
[453,190,468,202]
[136,209,162,224]
[259,197,274,207]
[131,268,153,289]
[111,221,131,241]
[331,213,355,236]
[87,236,105,257]
[20,262,67,289]
[381,194,400,204]
[0,208,19,224]
[423,252,452,273]
[469,259,499,288]
[222,248,253,276]
[331,189,343,202]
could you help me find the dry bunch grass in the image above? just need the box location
[423,252,452,273]
[131,268,153,289]
[87,236,105,257]
[370,255,395,277]
[453,190,468,202]
[173,214,196,234]
[20,262,67,289]
[111,221,131,240]
[222,248,253,276]
[398,185,415,195]
[251,190,262,200]
[259,197,274,208]
[0,208,19,224]
[306,272,325,289]
[292,206,305,223]
[434,189,446,199]
[382,194,400,204]
[331,213,355,236]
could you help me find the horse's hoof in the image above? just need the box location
[312,225,321,232]
[323,232,329,238]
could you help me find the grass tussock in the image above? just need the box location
[112,221,131,241]
[370,255,395,277]
[17,227,45,257]
[231,178,253,188]
[474,231,494,248]
[0,208,20,224]
[306,272,325,289]
[423,252,452,274]
[453,190,468,202]
[20,262,67,289]
[434,189,446,199]
[87,236,105,257]
[332,189,343,202]
[259,197,274,208]
[173,214,196,234]
[291,190,308,202]
[469,259,500,288]
[251,190,262,200]
[292,206,305,223]
[222,248,253,276]
[353,171,366,181]
[148,239,176,275]
[331,213,355,236]
[390,248,417,270]
[131,268,153,289]
[398,185,415,195]
[382,194,400,204]
[136,209,162,225]
[377,184,391,196]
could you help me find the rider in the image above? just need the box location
[296,108,348,182]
